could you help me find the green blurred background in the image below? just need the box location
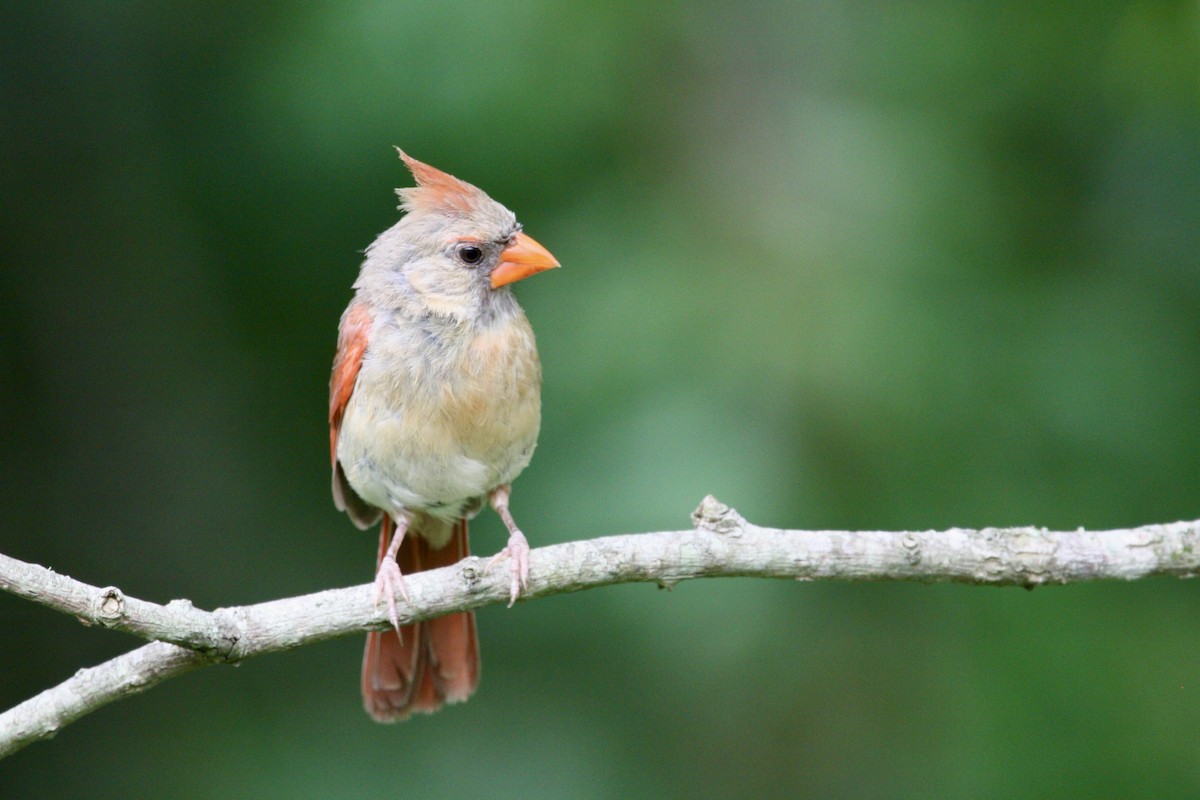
[3,2,1199,796]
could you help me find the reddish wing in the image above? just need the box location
[329,300,373,464]
[330,301,381,528]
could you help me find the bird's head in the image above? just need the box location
[355,150,559,321]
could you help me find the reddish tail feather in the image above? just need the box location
[361,516,479,722]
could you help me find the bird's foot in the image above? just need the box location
[486,529,530,607]
[373,554,409,634]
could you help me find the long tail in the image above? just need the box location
[361,516,479,722]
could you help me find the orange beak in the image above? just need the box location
[490,231,560,288]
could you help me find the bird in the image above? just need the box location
[329,149,558,722]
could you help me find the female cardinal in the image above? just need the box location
[329,150,558,721]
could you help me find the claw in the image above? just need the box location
[486,529,530,607]
[373,554,409,633]
[487,486,532,606]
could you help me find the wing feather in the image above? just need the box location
[329,301,381,527]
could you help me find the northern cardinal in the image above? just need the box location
[329,150,558,721]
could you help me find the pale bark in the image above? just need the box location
[2,496,1197,758]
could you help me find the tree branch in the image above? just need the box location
[2,496,1198,758]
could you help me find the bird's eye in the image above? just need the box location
[457,244,484,265]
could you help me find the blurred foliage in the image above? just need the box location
[2,1,1199,797]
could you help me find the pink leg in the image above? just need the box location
[486,485,530,607]
[374,514,411,633]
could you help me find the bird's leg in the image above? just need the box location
[373,513,411,634]
[486,485,530,607]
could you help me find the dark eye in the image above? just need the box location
[457,244,484,265]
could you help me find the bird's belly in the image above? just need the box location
[336,348,540,517]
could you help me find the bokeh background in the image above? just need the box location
[3,2,1199,797]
